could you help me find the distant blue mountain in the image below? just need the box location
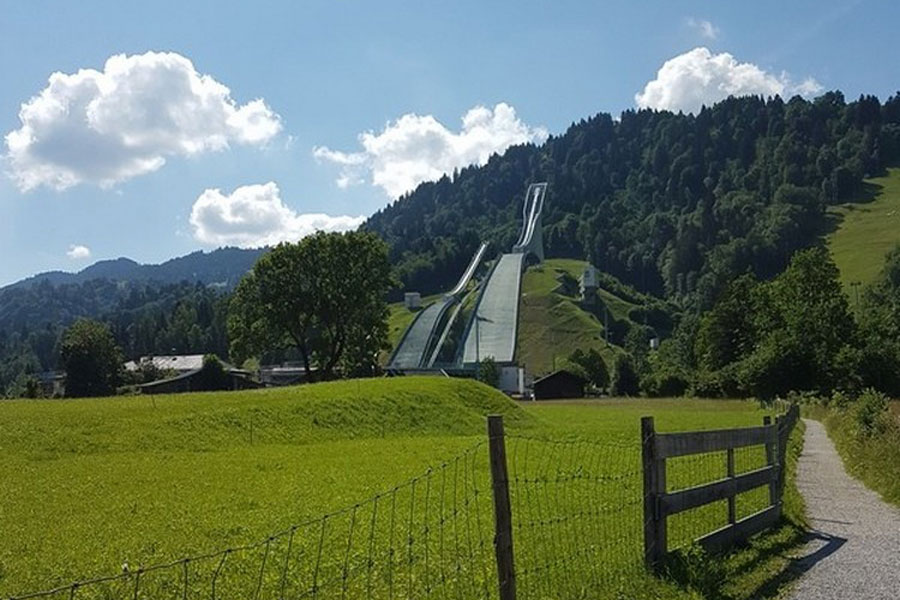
[5,247,266,291]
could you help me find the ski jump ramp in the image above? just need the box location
[388,241,488,370]
[459,182,547,366]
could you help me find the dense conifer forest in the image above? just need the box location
[366,92,900,308]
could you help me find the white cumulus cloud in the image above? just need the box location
[66,244,91,259]
[6,51,282,191]
[686,18,720,40]
[635,47,823,115]
[313,102,548,198]
[189,182,365,248]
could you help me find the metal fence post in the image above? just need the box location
[488,415,516,600]
[641,416,665,570]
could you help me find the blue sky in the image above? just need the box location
[0,0,897,285]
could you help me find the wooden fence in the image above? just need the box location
[640,404,800,569]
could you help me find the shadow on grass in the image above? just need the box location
[821,180,884,236]
[749,529,846,597]
[660,523,846,600]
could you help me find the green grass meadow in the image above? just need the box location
[1,379,803,599]
[828,167,900,293]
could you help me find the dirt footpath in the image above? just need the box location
[787,419,900,599]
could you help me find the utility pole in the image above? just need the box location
[850,281,861,311]
[550,328,555,371]
[605,304,610,347]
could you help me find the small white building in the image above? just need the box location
[404,292,422,310]
[579,265,599,305]
[498,365,527,396]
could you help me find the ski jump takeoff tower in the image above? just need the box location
[388,182,548,374]
[457,182,546,368]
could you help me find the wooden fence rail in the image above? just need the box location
[641,404,800,569]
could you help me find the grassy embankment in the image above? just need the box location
[1,379,805,599]
[827,167,900,297]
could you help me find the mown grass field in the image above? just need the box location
[828,167,900,292]
[0,379,802,599]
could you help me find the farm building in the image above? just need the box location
[125,354,228,374]
[259,363,319,386]
[532,369,586,400]
[138,367,261,394]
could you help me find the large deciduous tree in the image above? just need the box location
[61,319,123,397]
[689,247,861,399]
[228,231,393,381]
[858,245,900,395]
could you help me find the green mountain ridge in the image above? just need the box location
[8,92,900,395]
[4,247,265,292]
[365,92,900,310]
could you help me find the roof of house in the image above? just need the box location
[137,367,253,391]
[532,369,587,386]
[124,354,234,372]
[137,368,202,389]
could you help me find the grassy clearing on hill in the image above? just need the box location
[517,258,631,375]
[828,167,900,293]
[1,381,804,599]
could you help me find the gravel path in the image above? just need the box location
[787,419,900,599]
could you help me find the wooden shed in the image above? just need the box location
[138,369,261,394]
[532,370,586,400]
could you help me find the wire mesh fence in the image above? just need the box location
[10,442,497,600]
[8,406,798,600]
[504,435,644,600]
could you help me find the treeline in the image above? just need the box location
[0,280,228,395]
[366,92,900,307]
[634,246,900,399]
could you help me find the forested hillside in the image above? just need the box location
[0,281,229,394]
[366,92,900,308]
[0,248,262,394]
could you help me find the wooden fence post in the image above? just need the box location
[642,416,666,570]
[488,415,516,600]
[775,405,797,500]
[726,447,736,525]
[763,416,779,516]
[778,414,787,499]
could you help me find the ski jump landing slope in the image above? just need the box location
[459,183,546,366]
[388,242,488,370]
